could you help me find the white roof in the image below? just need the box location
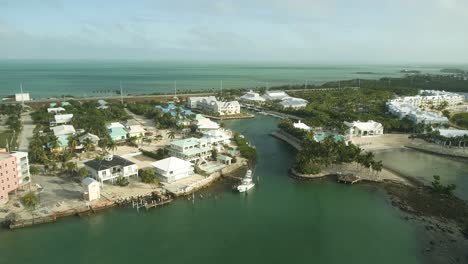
[345,120,383,130]
[240,91,266,101]
[79,133,100,142]
[151,157,193,172]
[54,114,73,123]
[106,122,125,129]
[293,121,311,130]
[437,129,468,138]
[52,125,76,136]
[280,97,308,107]
[263,90,289,100]
[126,125,145,134]
[197,118,220,130]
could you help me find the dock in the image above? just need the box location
[337,174,361,184]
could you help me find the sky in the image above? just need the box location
[0,0,467,63]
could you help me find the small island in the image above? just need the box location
[440,68,466,74]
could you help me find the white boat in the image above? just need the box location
[237,170,255,192]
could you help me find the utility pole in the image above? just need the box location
[220,80,223,98]
[120,81,123,104]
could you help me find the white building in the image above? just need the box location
[15,93,30,102]
[293,121,311,131]
[280,97,308,109]
[52,125,76,137]
[82,177,101,201]
[196,117,220,131]
[47,107,65,114]
[52,114,73,126]
[187,96,241,115]
[187,96,217,108]
[407,111,449,124]
[123,120,145,138]
[151,157,194,183]
[202,130,231,147]
[437,129,468,138]
[79,133,100,145]
[84,155,138,186]
[262,90,290,101]
[168,137,212,163]
[344,120,383,137]
[10,152,30,187]
[239,90,266,103]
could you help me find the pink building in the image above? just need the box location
[0,150,19,204]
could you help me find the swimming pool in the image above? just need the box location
[314,133,345,142]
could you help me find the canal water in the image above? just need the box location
[0,115,422,264]
[375,149,468,201]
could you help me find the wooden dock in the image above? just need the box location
[337,174,361,184]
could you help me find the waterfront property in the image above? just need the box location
[84,155,138,185]
[386,90,463,124]
[201,129,231,146]
[187,96,241,116]
[195,115,220,131]
[107,123,128,141]
[437,129,468,138]
[168,137,212,163]
[9,151,31,187]
[0,149,19,204]
[82,177,101,201]
[151,157,194,183]
[293,120,311,131]
[344,120,383,137]
[239,90,266,104]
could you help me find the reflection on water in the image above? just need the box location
[375,149,468,200]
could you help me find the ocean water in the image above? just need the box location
[0,60,455,99]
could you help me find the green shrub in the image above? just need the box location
[115,176,129,187]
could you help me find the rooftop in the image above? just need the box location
[151,157,193,172]
[84,155,135,171]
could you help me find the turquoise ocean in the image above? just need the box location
[0,60,461,99]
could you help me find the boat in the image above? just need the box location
[237,170,255,192]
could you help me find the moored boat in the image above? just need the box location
[237,170,255,192]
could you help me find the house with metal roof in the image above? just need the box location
[107,123,128,141]
[168,137,212,163]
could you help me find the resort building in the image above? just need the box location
[47,107,65,114]
[280,97,308,109]
[187,96,241,116]
[82,177,101,202]
[123,120,145,139]
[168,137,212,163]
[151,157,194,183]
[239,90,266,104]
[187,96,217,108]
[107,123,128,141]
[0,150,19,204]
[84,155,138,186]
[344,120,383,137]
[262,90,290,101]
[387,90,464,124]
[15,93,30,102]
[293,121,311,131]
[51,114,73,126]
[9,152,31,187]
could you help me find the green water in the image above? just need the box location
[0,60,449,99]
[375,149,468,200]
[0,115,422,264]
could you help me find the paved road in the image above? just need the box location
[18,112,34,152]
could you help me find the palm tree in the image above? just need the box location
[67,135,79,153]
[83,138,95,152]
[167,131,176,140]
[49,135,60,151]
[106,140,117,154]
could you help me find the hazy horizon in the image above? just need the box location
[1,0,468,64]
